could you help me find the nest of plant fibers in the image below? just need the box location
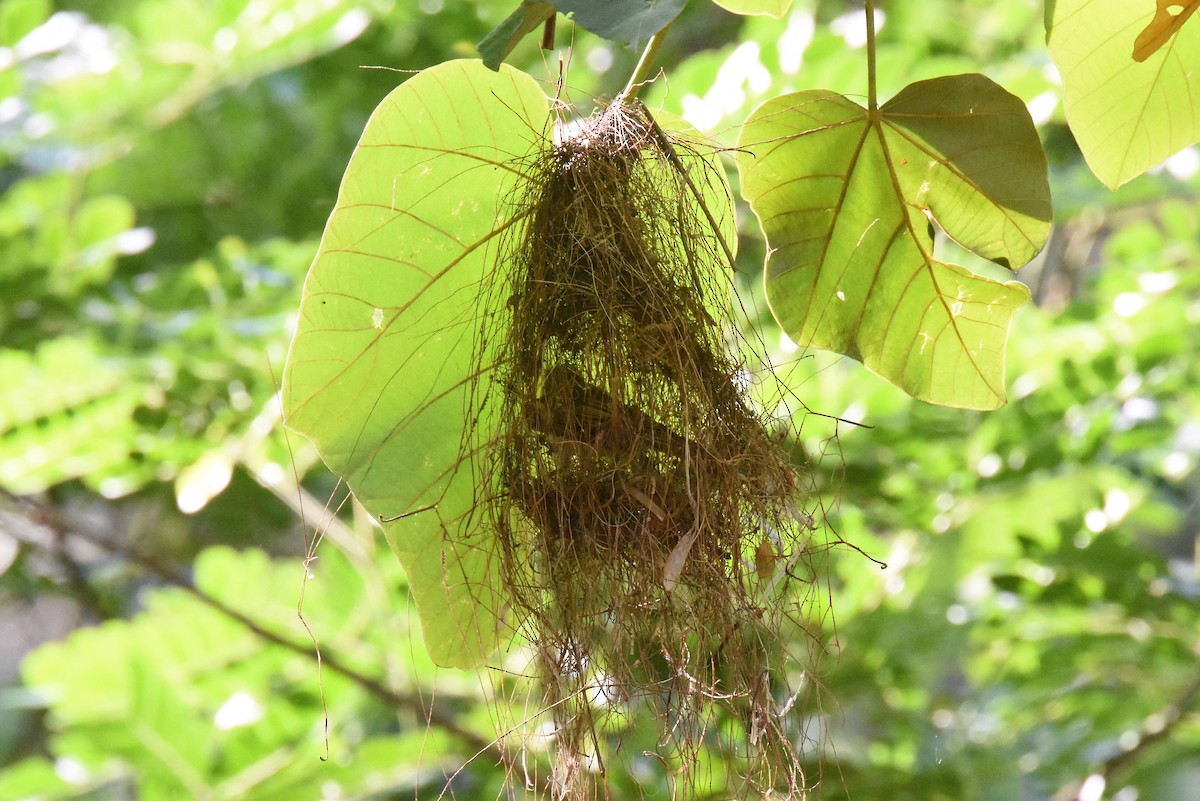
[485,100,819,800]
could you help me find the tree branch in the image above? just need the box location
[1101,674,1200,781]
[1055,673,1200,800]
[1,488,503,763]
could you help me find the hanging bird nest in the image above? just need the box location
[481,99,820,799]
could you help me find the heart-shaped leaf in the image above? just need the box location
[283,60,549,668]
[284,60,736,668]
[1048,0,1200,188]
[737,74,1051,410]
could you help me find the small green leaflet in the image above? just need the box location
[737,74,1051,410]
[1048,0,1200,188]
[283,60,549,669]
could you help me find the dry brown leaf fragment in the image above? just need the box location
[755,539,777,580]
[663,530,699,592]
[1133,0,1200,62]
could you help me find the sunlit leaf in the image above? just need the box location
[0,758,72,801]
[128,651,213,785]
[710,0,793,18]
[737,74,1051,409]
[1132,0,1200,61]
[283,60,739,667]
[1048,0,1200,188]
[0,0,49,47]
[282,60,549,668]
[18,545,407,795]
[0,339,142,493]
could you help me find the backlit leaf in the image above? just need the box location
[710,0,793,18]
[284,60,737,668]
[1048,0,1200,188]
[737,74,1051,409]
[283,60,549,668]
[0,339,142,493]
[1133,0,1200,61]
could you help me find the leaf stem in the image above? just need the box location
[865,0,878,114]
[619,26,670,103]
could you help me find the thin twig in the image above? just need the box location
[48,521,116,621]
[637,101,739,273]
[1101,674,1200,780]
[1054,673,1200,800]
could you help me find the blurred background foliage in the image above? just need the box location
[0,1,1198,799]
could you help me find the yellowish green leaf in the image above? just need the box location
[1048,0,1200,188]
[1133,0,1200,61]
[283,60,549,668]
[711,0,794,18]
[737,74,1051,409]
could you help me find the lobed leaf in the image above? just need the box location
[737,74,1051,410]
[1048,0,1200,188]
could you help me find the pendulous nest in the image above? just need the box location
[481,99,819,799]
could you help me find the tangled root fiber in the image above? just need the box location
[485,100,817,799]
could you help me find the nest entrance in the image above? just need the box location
[484,100,818,799]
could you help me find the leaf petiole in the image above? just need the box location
[618,24,671,102]
[865,0,878,114]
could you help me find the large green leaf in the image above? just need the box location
[1132,0,1200,61]
[283,60,738,668]
[283,60,549,668]
[1047,0,1200,189]
[737,73,1051,410]
[710,0,793,18]
[551,0,688,48]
